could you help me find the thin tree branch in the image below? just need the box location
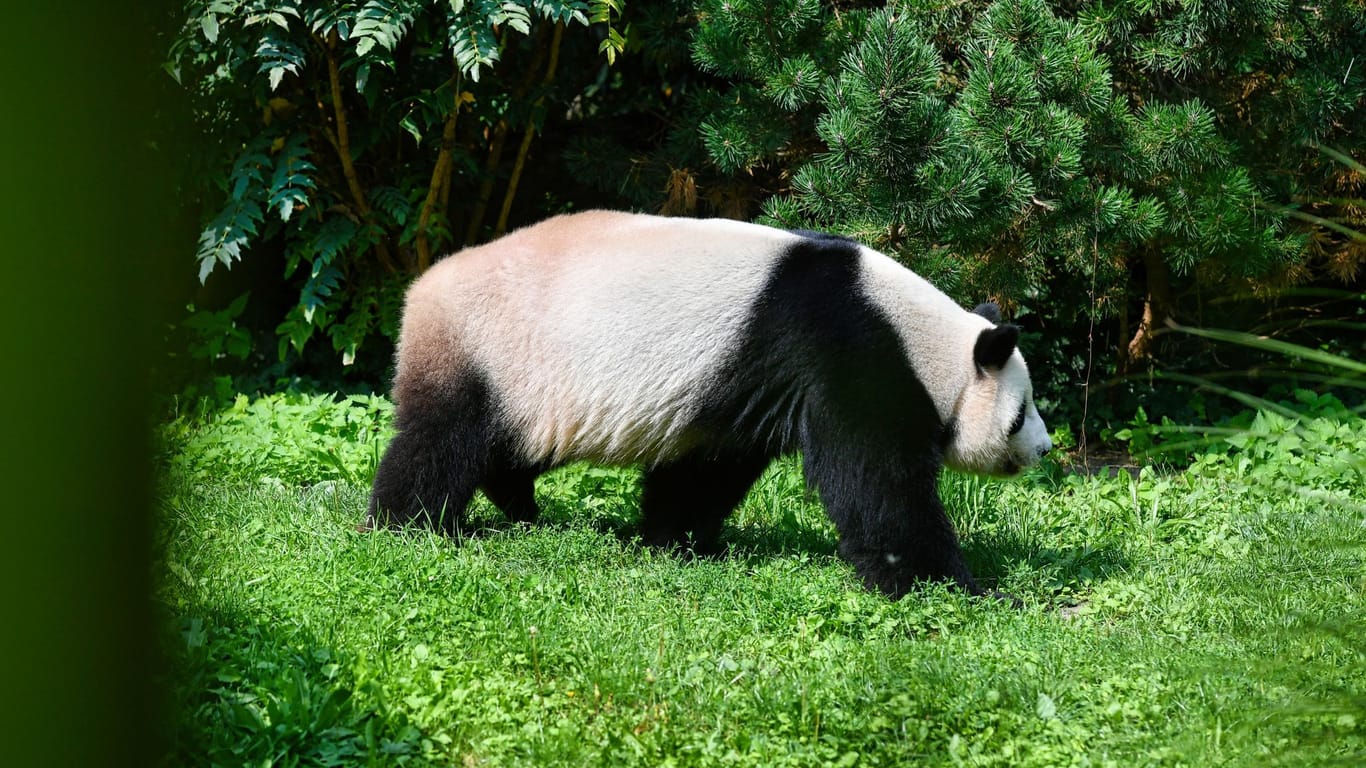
[416,69,463,273]
[318,30,398,274]
[464,26,550,245]
[495,23,565,238]
[464,120,510,245]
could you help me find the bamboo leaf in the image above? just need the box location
[1168,322,1366,375]
[1315,144,1366,175]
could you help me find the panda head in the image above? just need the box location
[941,303,1053,477]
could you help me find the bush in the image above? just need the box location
[163,392,394,486]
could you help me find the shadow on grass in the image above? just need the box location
[162,607,425,767]
[533,496,1131,602]
[967,533,1130,594]
[388,464,1130,601]
[721,519,840,560]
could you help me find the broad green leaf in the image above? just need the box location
[1036,692,1057,719]
[355,61,371,93]
[400,114,422,145]
[201,13,220,44]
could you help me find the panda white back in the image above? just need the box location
[401,211,802,464]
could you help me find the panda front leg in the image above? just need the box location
[480,463,543,525]
[804,448,982,598]
[638,453,772,556]
[836,492,982,600]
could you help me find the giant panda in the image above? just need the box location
[368,210,1052,599]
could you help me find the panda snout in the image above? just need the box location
[1006,435,1051,474]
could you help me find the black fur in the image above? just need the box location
[973,324,1020,370]
[666,236,980,595]
[786,229,860,245]
[1008,401,1027,435]
[971,302,1002,323]
[370,230,989,598]
[368,369,543,533]
[736,238,979,595]
[637,454,772,556]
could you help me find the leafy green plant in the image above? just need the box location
[1138,319,1366,764]
[167,0,628,371]
[179,292,254,364]
[163,392,394,486]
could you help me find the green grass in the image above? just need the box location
[157,395,1365,766]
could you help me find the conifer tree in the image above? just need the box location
[687,0,1365,377]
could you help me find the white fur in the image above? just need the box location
[407,211,801,464]
[944,355,1051,475]
[856,248,993,423]
[1013,401,1051,467]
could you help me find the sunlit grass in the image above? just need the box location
[157,398,1365,766]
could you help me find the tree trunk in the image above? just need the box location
[1121,247,1175,372]
[463,28,551,245]
[318,30,398,274]
[463,120,510,245]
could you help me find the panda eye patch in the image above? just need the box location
[1008,402,1027,435]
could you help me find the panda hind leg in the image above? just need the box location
[368,376,501,537]
[638,454,771,557]
[367,420,486,536]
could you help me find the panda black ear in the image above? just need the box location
[971,302,1002,324]
[974,324,1020,370]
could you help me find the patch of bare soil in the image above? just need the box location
[1058,447,1142,478]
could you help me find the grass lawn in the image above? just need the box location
[157,394,1365,766]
